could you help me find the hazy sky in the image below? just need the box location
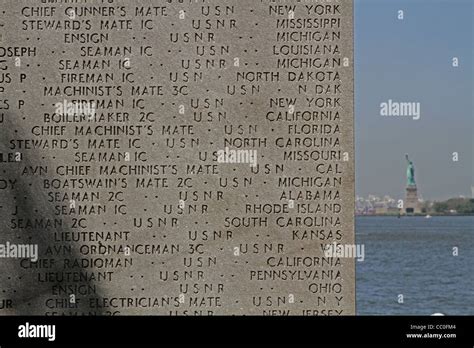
[355,0,473,201]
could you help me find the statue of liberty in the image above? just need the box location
[405,154,416,186]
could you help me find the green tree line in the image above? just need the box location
[422,198,474,215]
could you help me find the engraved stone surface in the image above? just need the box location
[0,0,354,315]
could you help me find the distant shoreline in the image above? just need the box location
[356,214,474,217]
[356,198,474,217]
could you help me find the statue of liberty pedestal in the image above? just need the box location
[404,154,421,214]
